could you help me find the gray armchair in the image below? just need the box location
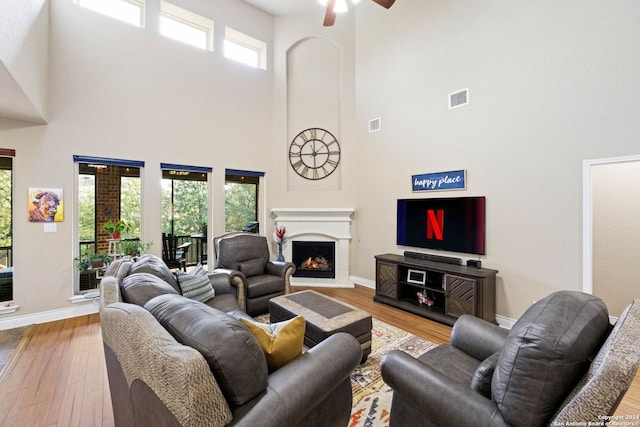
[381,291,640,427]
[213,232,295,316]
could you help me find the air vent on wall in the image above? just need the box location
[449,88,469,109]
[369,117,381,133]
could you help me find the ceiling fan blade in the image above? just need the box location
[324,0,337,26]
[371,0,396,9]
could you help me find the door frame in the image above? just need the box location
[582,154,640,293]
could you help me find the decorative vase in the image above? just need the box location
[276,242,285,262]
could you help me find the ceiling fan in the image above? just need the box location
[322,0,396,27]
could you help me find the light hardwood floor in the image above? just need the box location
[0,285,638,426]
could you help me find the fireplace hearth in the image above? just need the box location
[292,241,335,279]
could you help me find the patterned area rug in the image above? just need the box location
[349,318,438,427]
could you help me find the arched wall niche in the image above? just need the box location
[286,36,342,191]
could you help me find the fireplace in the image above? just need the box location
[292,241,335,279]
[271,208,354,287]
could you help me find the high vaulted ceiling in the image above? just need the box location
[0,1,330,125]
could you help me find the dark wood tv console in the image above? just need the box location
[374,253,498,326]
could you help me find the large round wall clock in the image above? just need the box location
[289,128,341,180]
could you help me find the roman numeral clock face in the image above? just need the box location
[289,128,341,180]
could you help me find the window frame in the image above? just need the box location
[161,163,211,235]
[224,169,264,233]
[74,0,145,28]
[72,156,145,299]
[0,150,14,304]
[160,1,214,51]
[224,27,267,70]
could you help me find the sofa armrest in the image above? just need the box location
[449,314,509,361]
[264,261,295,278]
[212,267,244,281]
[100,276,122,307]
[212,268,247,312]
[381,350,509,427]
[207,272,235,296]
[264,261,295,294]
[231,333,361,427]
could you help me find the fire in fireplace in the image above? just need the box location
[292,241,335,279]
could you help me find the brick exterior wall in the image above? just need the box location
[96,166,121,253]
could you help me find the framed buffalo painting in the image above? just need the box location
[28,188,64,222]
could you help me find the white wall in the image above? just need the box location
[352,0,640,318]
[0,0,48,123]
[0,0,275,321]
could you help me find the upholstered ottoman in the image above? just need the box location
[269,290,372,363]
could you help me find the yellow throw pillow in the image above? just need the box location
[240,316,305,372]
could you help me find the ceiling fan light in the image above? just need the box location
[334,0,348,13]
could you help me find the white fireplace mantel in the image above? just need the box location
[270,208,354,223]
[271,208,355,288]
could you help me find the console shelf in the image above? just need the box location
[374,253,498,326]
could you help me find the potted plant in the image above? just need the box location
[101,220,131,239]
[120,239,153,257]
[74,252,111,271]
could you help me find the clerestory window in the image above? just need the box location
[74,0,145,27]
[160,1,214,51]
[224,27,267,70]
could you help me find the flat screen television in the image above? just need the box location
[397,196,486,255]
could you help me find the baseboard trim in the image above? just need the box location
[0,301,99,330]
[495,314,516,330]
[351,276,375,289]
[290,277,355,288]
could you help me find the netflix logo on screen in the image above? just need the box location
[397,197,485,255]
[426,209,445,240]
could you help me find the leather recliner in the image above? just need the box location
[213,232,295,316]
[381,291,640,427]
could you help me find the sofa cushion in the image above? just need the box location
[492,291,610,427]
[206,294,245,314]
[470,351,499,398]
[238,259,266,277]
[145,294,269,406]
[246,275,286,298]
[104,256,134,284]
[121,272,179,306]
[130,254,181,293]
[239,316,305,372]
[175,265,215,303]
[216,234,270,271]
[417,344,480,385]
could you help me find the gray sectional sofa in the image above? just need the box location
[100,254,362,427]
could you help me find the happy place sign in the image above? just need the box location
[412,170,467,192]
